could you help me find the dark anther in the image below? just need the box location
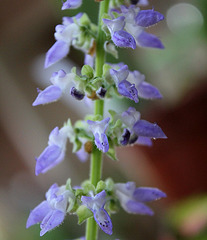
[120,128,131,145]
[131,0,139,4]
[96,87,107,98]
[71,87,85,100]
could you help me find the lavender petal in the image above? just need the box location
[62,0,82,10]
[118,80,138,103]
[35,145,63,175]
[45,40,70,68]
[125,200,154,215]
[137,31,164,49]
[40,210,65,236]
[133,187,167,202]
[32,85,62,106]
[138,81,162,99]
[94,208,113,235]
[136,10,164,27]
[133,120,167,139]
[112,30,136,49]
[26,201,50,228]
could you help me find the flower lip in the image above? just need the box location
[112,30,136,49]
[136,9,164,28]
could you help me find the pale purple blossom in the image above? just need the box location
[45,15,80,68]
[62,0,82,10]
[81,190,113,235]
[103,5,164,49]
[115,182,166,215]
[26,183,73,236]
[33,70,72,106]
[120,107,166,145]
[110,65,138,102]
[87,118,110,152]
[127,70,162,100]
[35,126,69,175]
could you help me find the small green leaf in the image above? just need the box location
[81,65,94,79]
[82,180,96,194]
[105,178,114,192]
[106,146,118,161]
[76,205,93,224]
[72,138,82,153]
[75,188,84,197]
[66,178,73,191]
[96,180,106,193]
[79,13,91,26]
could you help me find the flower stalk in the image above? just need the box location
[86,1,110,240]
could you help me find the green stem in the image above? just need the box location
[85,1,109,240]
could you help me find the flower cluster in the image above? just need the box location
[27,0,167,239]
[103,5,164,49]
[27,178,166,236]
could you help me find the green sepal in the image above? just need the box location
[107,199,120,214]
[84,114,102,122]
[79,13,91,26]
[81,65,94,79]
[66,178,73,192]
[105,178,114,192]
[96,180,106,193]
[76,205,93,224]
[91,77,103,87]
[71,66,77,74]
[72,138,82,153]
[103,64,112,78]
[75,188,84,197]
[111,10,119,19]
[108,109,117,123]
[82,180,96,194]
[106,141,118,161]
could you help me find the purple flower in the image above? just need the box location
[136,31,164,49]
[87,118,110,153]
[136,9,164,28]
[108,5,165,50]
[33,70,72,106]
[120,107,167,143]
[45,16,79,68]
[35,126,69,175]
[115,182,166,215]
[110,65,129,86]
[118,80,138,103]
[26,183,73,236]
[81,190,113,235]
[102,16,125,35]
[62,0,82,10]
[127,70,162,100]
[103,17,136,49]
[110,65,138,102]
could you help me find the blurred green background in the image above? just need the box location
[1,0,207,239]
